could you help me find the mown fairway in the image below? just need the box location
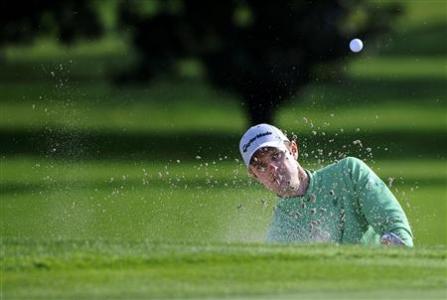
[1,0,446,299]
[2,241,446,299]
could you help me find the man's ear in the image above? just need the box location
[248,167,257,178]
[289,141,299,160]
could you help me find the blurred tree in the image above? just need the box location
[1,0,399,124]
[0,0,102,46]
[117,0,399,124]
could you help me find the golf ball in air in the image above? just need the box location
[349,38,363,52]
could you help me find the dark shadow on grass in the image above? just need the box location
[1,128,445,161]
[1,77,444,112]
[0,54,133,83]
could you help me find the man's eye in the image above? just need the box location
[272,152,281,160]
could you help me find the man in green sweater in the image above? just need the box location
[239,123,413,247]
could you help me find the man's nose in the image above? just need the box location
[268,162,279,172]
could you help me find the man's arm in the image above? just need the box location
[345,157,414,247]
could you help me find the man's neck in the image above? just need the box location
[295,166,309,196]
[280,166,309,198]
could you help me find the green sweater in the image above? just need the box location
[266,157,414,247]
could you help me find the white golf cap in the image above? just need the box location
[239,123,289,167]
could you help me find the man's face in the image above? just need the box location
[249,143,300,197]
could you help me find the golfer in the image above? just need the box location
[239,123,413,247]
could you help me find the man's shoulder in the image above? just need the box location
[312,157,369,184]
[315,156,363,173]
[337,156,365,167]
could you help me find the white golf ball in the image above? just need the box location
[349,38,363,53]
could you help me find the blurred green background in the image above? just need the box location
[1,1,446,299]
[1,0,446,249]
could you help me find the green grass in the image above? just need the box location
[348,57,447,79]
[0,80,445,133]
[2,241,446,299]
